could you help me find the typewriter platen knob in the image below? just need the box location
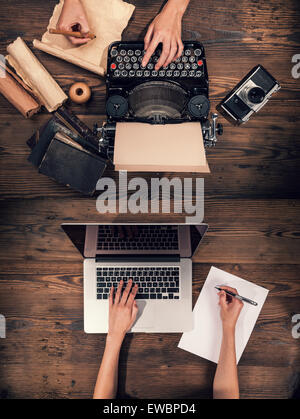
[187,95,210,118]
[106,95,128,118]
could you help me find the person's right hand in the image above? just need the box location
[218,286,244,331]
[108,279,138,342]
[56,0,91,46]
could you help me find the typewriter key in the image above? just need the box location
[170,63,176,70]
[133,63,139,69]
[177,63,183,70]
[159,70,166,77]
[136,70,143,77]
[125,63,132,70]
[121,70,128,77]
[192,63,198,70]
[135,49,141,56]
[131,56,137,63]
[120,49,126,56]
[189,56,195,63]
[116,56,122,63]
[194,48,201,56]
[144,70,150,77]
[128,49,134,56]
[118,63,124,70]
[124,56,130,63]
[185,49,191,56]
[111,49,118,57]
[173,70,180,77]
[129,70,135,77]
[151,70,158,77]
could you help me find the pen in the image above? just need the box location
[215,286,258,306]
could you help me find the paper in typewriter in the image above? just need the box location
[33,0,135,76]
[113,122,210,172]
[178,267,269,364]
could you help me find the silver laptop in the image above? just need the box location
[62,223,208,333]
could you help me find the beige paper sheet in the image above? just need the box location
[6,37,67,112]
[113,122,210,173]
[33,0,135,76]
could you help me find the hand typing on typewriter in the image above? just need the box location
[142,0,190,70]
[57,0,91,45]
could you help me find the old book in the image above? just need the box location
[38,132,107,195]
[27,107,106,167]
[113,122,210,173]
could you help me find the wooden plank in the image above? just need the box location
[1,105,300,199]
[0,199,299,271]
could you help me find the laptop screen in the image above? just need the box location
[61,224,208,259]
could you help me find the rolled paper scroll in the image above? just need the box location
[6,37,67,112]
[0,61,40,118]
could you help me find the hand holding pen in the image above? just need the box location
[215,286,258,306]
[216,286,245,332]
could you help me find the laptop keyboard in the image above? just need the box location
[97,225,179,251]
[96,266,180,300]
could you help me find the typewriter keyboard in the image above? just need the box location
[109,45,204,79]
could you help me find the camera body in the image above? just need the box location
[218,65,280,125]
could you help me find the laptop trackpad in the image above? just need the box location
[131,301,153,330]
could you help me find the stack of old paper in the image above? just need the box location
[113,122,210,172]
[33,0,135,76]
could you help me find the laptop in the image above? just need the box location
[62,223,208,333]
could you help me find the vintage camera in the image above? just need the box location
[218,65,280,124]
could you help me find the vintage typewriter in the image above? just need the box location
[95,41,223,161]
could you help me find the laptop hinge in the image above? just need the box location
[95,255,180,263]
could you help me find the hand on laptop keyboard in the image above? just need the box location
[108,279,138,341]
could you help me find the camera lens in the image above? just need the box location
[248,87,265,104]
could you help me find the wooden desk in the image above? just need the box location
[0,0,299,399]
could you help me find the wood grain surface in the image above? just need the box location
[0,0,299,399]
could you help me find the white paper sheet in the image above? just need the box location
[178,266,269,364]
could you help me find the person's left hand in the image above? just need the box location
[108,279,138,342]
[142,3,184,70]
